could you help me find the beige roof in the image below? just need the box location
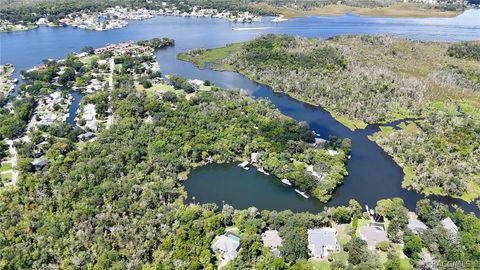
[359,226,388,248]
[262,230,283,248]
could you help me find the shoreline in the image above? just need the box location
[256,3,465,20]
[1,4,470,33]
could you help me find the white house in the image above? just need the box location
[441,217,458,234]
[307,228,338,258]
[211,232,241,262]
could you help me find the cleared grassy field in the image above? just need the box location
[1,162,12,172]
[177,43,244,69]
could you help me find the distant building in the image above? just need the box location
[359,225,388,250]
[407,219,428,235]
[441,217,458,234]
[211,232,241,261]
[262,230,283,257]
[307,228,338,258]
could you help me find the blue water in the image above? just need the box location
[1,11,479,214]
[66,92,83,127]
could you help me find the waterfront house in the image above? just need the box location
[211,232,241,262]
[251,152,259,163]
[407,219,428,235]
[327,149,339,156]
[307,228,338,258]
[261,230,283,257]
[441,217,458,234]
[359,225,388,250]
[309,137,327,147]
[306,165,324,180]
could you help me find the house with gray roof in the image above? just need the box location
[31,159,49,170]
[211,232,241,262]
[307,228,338,258]
[262,230,283,257]
[441,217,458,234]
[359,225,388,250]
[407,219,428,235]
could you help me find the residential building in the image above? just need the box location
[307,228,338,258]
[261,230,283,257]
[211,232,241,261]
[407,219,428,234]
[359,225,389,250]
[441,217,458,234]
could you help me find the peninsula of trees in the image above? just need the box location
[177,35,480,204]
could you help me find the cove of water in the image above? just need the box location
[1,11,479,214]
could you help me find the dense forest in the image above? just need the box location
[1,34,480,268]
[1,84,478,269]
[177,34,480,202]
[371,113,480,203]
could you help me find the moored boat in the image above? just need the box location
[281,179,292,186]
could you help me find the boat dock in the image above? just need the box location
[295,189,310,199]
[238,161,250,170]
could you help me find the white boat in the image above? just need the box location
[347,155,351,159]
[294,189,310,199]
[257,167,270,176]
[281,179,292,186]
[13,78,19,84]
[243,166,250,170]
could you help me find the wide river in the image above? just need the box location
[1,10,479,214]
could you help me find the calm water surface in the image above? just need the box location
[1,11,479,214]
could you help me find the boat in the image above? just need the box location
[294,189,310,199]
[257,167,270,176]
[281,179,292,186]
[13,78,19,84]
[347,155,351,159]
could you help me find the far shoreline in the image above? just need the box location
[259,3,466,20]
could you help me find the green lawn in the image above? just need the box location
[199,85,213,91]
[136,83,175,93]
[1,172,12,181]
[311,260,331,270]
[329,250,348,265]
[1,162,12,172]
[177,42,244,69]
